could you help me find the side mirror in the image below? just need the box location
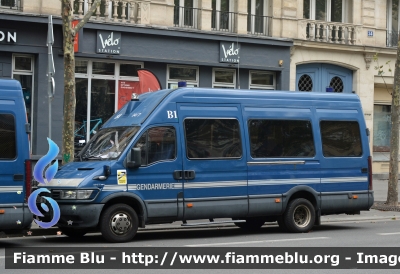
[127,147,141,169]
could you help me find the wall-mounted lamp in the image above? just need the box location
[279,60,283,66]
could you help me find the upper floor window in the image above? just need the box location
[174,0,199,28]
[303,0,352,22]
[388,0,399,47]
[212,0,235,32]
[247,0,271,35]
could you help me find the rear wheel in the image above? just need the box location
[283,198,315,233]
[233,217,265,230]
[60,227,89,238]
[100,203,138,243]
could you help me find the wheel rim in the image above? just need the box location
[293,204,311,228]
[110,212,132,235]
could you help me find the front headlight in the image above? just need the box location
[60,190,94,199]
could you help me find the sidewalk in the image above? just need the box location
[2,208,399,239]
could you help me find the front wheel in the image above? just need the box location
[99,204,138,243]
[283,198,315,233]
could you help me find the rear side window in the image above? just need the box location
[184,118,242,159]
[0,114,17,159]
[320,121,362,157]
[249,120,315,158]
[134,126,176,165]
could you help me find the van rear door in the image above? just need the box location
[316,108,370,213]
[0,99,29,230]
[178,104,248,220]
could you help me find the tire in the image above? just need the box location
[60,227,88,238]
[99,203,138,243]
[233,218,265,230]
[283,198,315,233]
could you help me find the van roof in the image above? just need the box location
[0,79,23,99]
[102,88,362,128]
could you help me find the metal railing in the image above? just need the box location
[212,10,236,32]
[173,6,200,29]
[304,21,359,45]
[247,14,271,36]
[387,30,399,47]
[0,0,21,10]
[73,0,145,23]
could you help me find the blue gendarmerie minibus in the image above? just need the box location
[38,88,373,242]
[0,79,32,233]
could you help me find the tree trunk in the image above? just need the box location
[387,40,400,206]
[61,0,101,165]
[61,0,75,165]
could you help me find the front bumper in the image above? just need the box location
[40,203,104,228]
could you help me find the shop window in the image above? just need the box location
[167,65,198,89]
[12,54,34,153]
[249,119,315,158]
[249,71,275,89]
[184,118,242,159]
[303,0,352,23]
[320,121,362,157]
[373,105,391,152]
[74,60,143,153]
[212,69,236,88]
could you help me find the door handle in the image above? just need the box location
[361,168,368,173]
[184,170,195,180]
[173,170,183,180]
[173,170,195,180]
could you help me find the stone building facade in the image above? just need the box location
[0,0,398,177]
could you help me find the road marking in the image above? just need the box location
[378,232,400,235]
[0,256,5,259]
[185,236,329,247]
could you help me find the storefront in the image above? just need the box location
[0,14,292,158]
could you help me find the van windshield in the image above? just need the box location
[77,126,140,161]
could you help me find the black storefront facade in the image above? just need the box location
[0,14,292,158]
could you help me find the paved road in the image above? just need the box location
[1,219,400,273]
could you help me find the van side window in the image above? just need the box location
[249,120,315,158]
[134,126,176,165]
[320,121,362,157]
[185,119,242,159]
[0,114,17,159]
